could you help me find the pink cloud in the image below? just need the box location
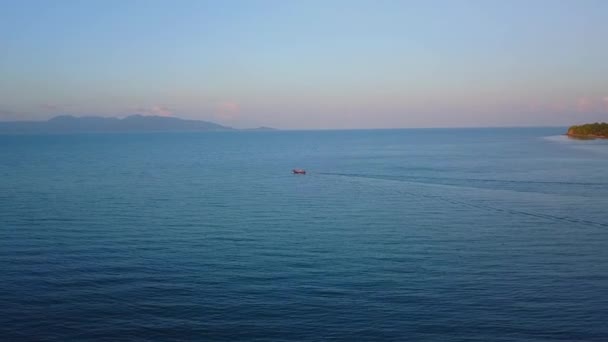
[151,105,172,116]
[215,101,240,121]
[132,105,173,117]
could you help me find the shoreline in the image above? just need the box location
[566,133,608,140]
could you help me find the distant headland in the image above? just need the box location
[244,126,277,131]
[0,115,275,134]
[566,122,608,139]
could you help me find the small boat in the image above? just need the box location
[292,169,306,175]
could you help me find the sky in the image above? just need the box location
[1,0,607,129]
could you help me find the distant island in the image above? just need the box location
[0,115,275,134]
[244,126,278,131]
[567,122,608,139]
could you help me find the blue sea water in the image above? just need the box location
[1,127,607,341]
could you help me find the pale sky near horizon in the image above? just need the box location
[1,0,607,129]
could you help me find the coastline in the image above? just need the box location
[566,133,608,140]
[566,122,608,139]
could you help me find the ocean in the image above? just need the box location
[1,127,607,341]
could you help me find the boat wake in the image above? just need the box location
[320,172,608,228]
[319,172,608,187]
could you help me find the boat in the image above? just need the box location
[292,169,306,174]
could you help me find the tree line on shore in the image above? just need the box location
[567,122,608,137]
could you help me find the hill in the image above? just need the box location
[244,126,278,131]
[567,122,608,139]
[0,115,234,134]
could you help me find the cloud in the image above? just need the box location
[132,105,173,117]
[151,105,173,116]
[215,101,240,121]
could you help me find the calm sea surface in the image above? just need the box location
[1,128,607,341]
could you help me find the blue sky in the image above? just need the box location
[1,0,607,128]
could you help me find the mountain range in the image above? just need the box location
[0,115,271,134]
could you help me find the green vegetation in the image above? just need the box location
[567,122,608,138]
